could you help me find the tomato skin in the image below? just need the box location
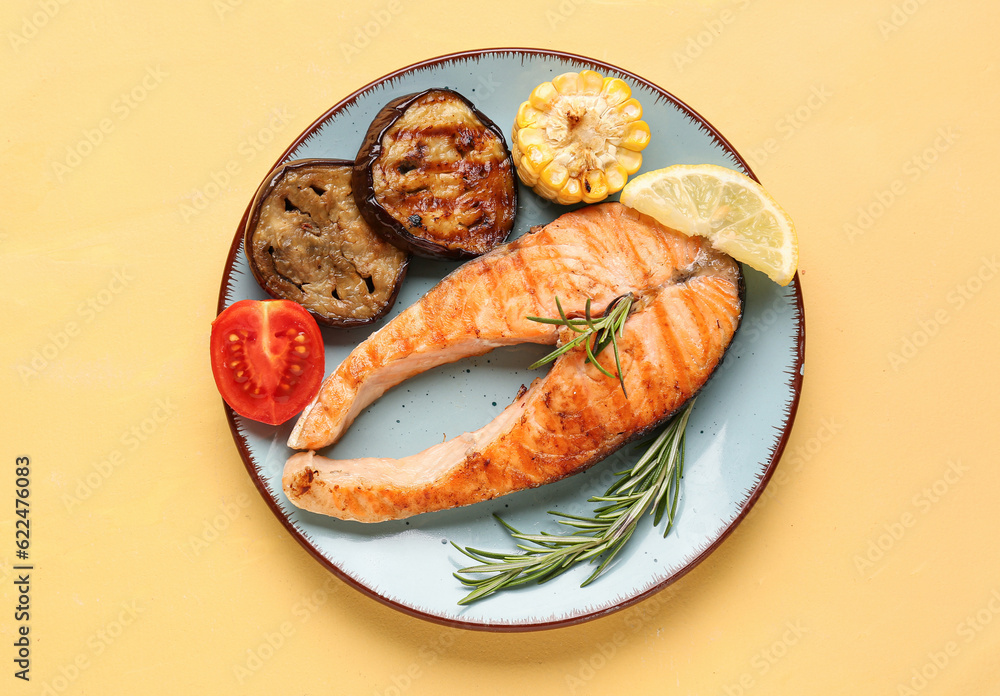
[210,299,325,425]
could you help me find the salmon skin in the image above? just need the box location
[284,202,744,522]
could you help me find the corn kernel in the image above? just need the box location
[583,169,608,203]
[551,71,583,95]
[605,163,628,192]
[524,144,553,177]
[616,148,643,175]
[516,101,540,128]
[529,82,558,110]
[516,127,545,151]
[540,162,569,189]
[621,122,651,150]
[515,163,536,187]
[601,77,631,106]
[557,178,583,204]
[579,70,605,95]
[618,97,643,121]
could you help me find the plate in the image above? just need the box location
[218,49,805,631]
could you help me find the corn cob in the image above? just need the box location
[511,70,651,205]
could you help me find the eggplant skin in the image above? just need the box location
[244,158,409,328]
[353,89,517,260]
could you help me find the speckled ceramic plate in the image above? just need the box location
[218,49,805,631]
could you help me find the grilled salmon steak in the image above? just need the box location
[284,202,743,522]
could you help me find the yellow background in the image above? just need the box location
[2,0,998,693]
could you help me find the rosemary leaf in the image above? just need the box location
[525,294,634,395]
[452,399,696,605]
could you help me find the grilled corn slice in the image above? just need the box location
[511,70,651,205]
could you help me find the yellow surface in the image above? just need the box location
[2,1,998,693]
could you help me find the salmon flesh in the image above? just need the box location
[283,202,744,522]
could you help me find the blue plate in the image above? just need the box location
[218,49,805,631]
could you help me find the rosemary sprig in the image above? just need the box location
[526,294,634,396]
[452,399,695,605]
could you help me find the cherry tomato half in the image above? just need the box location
[210,299,325,425]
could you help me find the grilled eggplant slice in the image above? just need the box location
[353,89,517,260]
[244,159,409,328]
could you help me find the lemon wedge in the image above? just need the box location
[620,164,798,286]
